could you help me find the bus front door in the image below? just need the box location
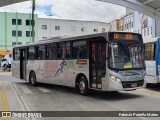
[20,48,27,80]
[89,41,106,89]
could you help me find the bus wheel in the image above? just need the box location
[29,72,37,86]
[78,76,88,95]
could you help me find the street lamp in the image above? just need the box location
[48,14,53,38]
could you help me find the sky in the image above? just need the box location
[0,0,126,23]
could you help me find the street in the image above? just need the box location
[0,72,160,120]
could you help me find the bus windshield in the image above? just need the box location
[108,41,145,70]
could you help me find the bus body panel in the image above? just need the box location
[12,61,20,79]
[156,38,160,83]
[144,37,160,84]
[26,60,89,88]
[107,69,145,91]
[145,61,157,83]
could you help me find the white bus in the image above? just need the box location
[12,32,146,95]
[144,37,160,84]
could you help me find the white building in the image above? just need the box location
[38,18,109,40]
[124,9,156,41]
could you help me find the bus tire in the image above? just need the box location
[29,72,37,86]
[78,76,88,95]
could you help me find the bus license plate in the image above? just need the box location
[131,83,137,87]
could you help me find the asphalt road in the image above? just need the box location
[0,72,160,120]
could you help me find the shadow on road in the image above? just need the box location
[146,83,160,92]
[16,82,143,101]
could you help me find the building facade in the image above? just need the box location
[38,18,109,40]
[0,12,38,56]
[109,19,119,31]
[109,8,156,43]
[123,10,155,42]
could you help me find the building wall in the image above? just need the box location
[38,18,109,40]
[0,12,38,52]
[122,10,155,42]
[109,19,119,31]
[124,14,134,32]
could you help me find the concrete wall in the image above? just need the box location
[38,18,109,40]
[0,12,38,51]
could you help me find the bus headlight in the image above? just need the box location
[110,74,121,83]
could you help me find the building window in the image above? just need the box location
[12,19,16,25]
[42,37,47,39]
[127,24,128,29]
[131,22,133,28]
[147,28,149,36]
[81,27,86,32]
[26,20,30,25]
[12,30,16,37]
[18,31,22,37]
[18,19,22,25]
[42,25,47,30]
[144,29,146,36]
[71,26,76,32]
[55,26,60,30]
[151,27,152,35]
[94,29,98,32]
[26,31,30,37]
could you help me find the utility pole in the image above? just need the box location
[32,0,35,42]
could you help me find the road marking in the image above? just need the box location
[37,87,50,93]
[21,86,33,94]
[1,82,11,120]
[13,84,36,120]
[12,84,32,120]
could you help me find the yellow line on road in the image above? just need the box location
[0,81,11,120]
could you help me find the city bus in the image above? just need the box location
[12,32,146,95]
[144,37,160,84]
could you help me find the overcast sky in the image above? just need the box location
[0,0,126,23]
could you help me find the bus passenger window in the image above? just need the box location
[57,43,65,59]
[47,43,57,59]
[28,46,36,60]
[13,48,20,60]
[66,42,71,58]
[37,45,46,60]
[73,41,87,59]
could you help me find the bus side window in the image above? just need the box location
[13,48,20,60]
[46,43,57,59]
[28,46,36,60]
[57,42,65,59]
[73,41,87,59]
[37,45,46,60]
[66,42,71,58]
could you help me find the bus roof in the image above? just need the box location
[13,32,142,48]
